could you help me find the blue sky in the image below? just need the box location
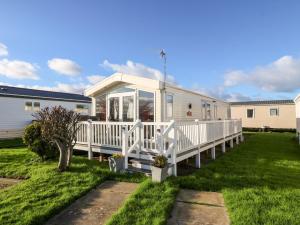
[1,0,300,101]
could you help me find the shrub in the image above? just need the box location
[153,155,167,168]
[112,153,124,159]
[23,122,58,160]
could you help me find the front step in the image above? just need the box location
[129,158,153,170]
[127,165,151,176]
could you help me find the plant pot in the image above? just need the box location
[151,165,168,183]
[108,157,124,172]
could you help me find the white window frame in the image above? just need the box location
[165,93,174,120]
[33,102,40,111]
[25,101,33,111]
[270,108,279,116]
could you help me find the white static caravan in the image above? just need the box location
[76,73,242,176]
[0,86,91,139]
[85,73,231,122]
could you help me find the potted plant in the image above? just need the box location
[151,155,168,182]
[108,153,125,172]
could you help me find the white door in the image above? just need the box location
[108,93,135,122]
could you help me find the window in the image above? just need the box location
[96,94,106,121]
[206,103,211,120]
[25,102,32,111]
[202,101,206,120]
[139,91,154,122]
[270,108,279,116]
[166,94,173,118]
[122,96,134,122]
[247,109,254,118]
[214,105,218,119]
[33,102,40,111]
[76,104,89,114]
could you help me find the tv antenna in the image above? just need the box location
[160,49,167,89]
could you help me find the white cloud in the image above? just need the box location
[87,75,106,84]
[102,59,176,84]
[0,59,39,80]
[0,43,8,57]
[192,84,251,102]
[48,58,81,76]
[224,56,300,92]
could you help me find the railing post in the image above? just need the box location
[87,119,93,160]
[156,126,164,154]
[136,119,142,157]
[122,126,128,169]
[172,120,177,176]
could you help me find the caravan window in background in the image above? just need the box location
[247,109,254,118]
[33,102,40,111]
[270,108,279,116]
[76,104,89,114]
[25,102,32,111]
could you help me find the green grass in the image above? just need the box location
[1,133,300,225]
[174,132,300,225]
[0,138,25,149]
[107,180,178,225]
[0,139,145,225]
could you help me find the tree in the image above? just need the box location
[34,106,80,172]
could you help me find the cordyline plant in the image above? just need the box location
[34,106,80,172]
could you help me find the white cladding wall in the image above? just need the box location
[0,96,91,134]
[164,86,230,121]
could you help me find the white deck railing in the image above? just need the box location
[76,119,242,166]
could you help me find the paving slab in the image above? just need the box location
[0,177,22,189]
[168,189,230,225]
[45,181,139,225]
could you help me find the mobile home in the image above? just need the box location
[75,73,242,176]
[0,85,91,139]
[230,100,295,130]
[85,73,231,122]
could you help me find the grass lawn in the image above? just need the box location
[174,132,300,225]
[109,132,300,225]
[1,133,300,225]
[0,139,145,225]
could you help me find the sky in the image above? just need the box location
[1,0,300,101]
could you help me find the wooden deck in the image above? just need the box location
[74,119,243,176]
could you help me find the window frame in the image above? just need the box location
[166,93,174,119]
[33,102,40,111]
[247,108,255,118]
[25,101,33,111]
[270,108,279,116]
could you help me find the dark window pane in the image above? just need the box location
[109,97,119,121]
[123,96,134,122]
[96,95,106,121]
[247,109,254,118]
[139,91,154,122]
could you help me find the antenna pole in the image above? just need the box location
[160,49,167,89]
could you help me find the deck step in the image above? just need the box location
[129,158,153,170]
[127,165,151,176]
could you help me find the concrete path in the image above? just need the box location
[168,189,230,225]
[45,181,138,225]
[0,177,22,189]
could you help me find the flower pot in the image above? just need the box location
[108,156,124,172]
[151,165,168,183]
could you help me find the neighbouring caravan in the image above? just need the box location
[294,95,300,134]
[0,86,91,139]
[85,73,231,122]
[231,100,295,130]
